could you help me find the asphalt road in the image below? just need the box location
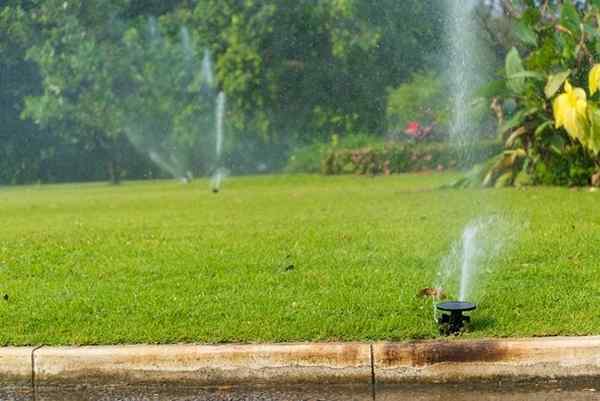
[22,382,600,401]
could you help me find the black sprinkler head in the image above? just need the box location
[436,301,476,336]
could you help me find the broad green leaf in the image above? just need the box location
[513,19,537,46]
[505,126,528,148]
[560,1,581,34]
[545,70,570,99]
[587,104,600,155]
[506,47,526,94]
[475,79,508,98]
[498,107,538,136]
[498,110,526,136]
[509,71,544,80]
[534,120,553,137]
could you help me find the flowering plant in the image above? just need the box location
[404,121,433,141]
[552,67,600,156]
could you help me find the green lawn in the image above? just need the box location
[0,173,599,345]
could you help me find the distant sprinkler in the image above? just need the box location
[210,169,224,194]
[180,171,193,184]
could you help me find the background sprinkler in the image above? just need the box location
[436,301,476,335]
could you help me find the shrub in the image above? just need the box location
[482,2,600,187]
[386,71,448,139]
[321,140,502,175]
[285,143,326,174]
[286,134,383,173]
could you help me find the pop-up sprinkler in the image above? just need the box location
[436,301,476,335]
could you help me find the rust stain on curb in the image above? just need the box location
[0,337,599,387]
[411,340,515,366]
[373,336,600,383]
[33,343,372,386]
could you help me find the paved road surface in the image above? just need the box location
[2,382,599,401]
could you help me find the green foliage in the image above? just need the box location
[1,0,446,184]
[286,133,382,173]
[486,1,600,187]
[386,71,448,136]
[187,0,445,142]
[318,140,501,176]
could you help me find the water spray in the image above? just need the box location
[211,91,226,193]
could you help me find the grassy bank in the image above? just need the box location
[0,173,599,345]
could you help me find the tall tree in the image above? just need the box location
[3,0,447,180]
[188,0,444,143]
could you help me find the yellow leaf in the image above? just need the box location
[586,104,600,155]
[553,81,589,143]
[589,64,600,95]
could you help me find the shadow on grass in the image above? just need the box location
[470,316,497,332]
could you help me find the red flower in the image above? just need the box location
[404,121,433,140]
[405,121,421,137]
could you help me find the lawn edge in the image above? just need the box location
[3,336,600,388]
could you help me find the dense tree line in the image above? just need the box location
[1,0,499,184]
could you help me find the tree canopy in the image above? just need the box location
[1,0,449,183]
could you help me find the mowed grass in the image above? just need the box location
[0,173,599,345]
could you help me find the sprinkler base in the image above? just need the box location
[436,301,476,336]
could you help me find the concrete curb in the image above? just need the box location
[0,347,34,386]
[374,336,600,383]
[33,343,372,386]
[2,336,600,388]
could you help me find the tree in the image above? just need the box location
[0,3,48,184]
[3,0,447,181]
[186,0,444,156]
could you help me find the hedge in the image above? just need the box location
[320,141,502,175]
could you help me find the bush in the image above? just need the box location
[386,71,448,138]
[285,143,326,174]
[532,145,595,187]
[320,140,502,175]
[285,134,383,173]
[482,2,600,187]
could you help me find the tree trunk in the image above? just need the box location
[106,136,122,185]
[107,159,121,185]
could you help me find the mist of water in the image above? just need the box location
[202,49,215,89]
[216,91,225,160]
[210,168,227,193]
[148,16,159,41]
[180,26,194,65]
[435,216,520,306]
[211,92,226,192]
[458,224,478,301]
[124,19,224,183]
[430,0,502,311]
[446,0,484,165]
[147,151,185,181]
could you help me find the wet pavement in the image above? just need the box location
[2,381,599,401]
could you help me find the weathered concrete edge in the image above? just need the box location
[374,336,600,383]
[33,343,373,386]
[0,347,34,386]
[2,336,600,387]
